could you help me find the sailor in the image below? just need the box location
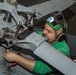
[3,11,70,75]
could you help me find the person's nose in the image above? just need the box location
[43,29,47,36]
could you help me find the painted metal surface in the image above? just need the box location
[28,0,75,19]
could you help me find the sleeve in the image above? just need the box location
[33,60,53,75]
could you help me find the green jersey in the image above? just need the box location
[33,40,70,75]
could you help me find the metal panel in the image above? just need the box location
[34,41,76,75]
[28,0,75,18]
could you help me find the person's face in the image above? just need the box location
[43,23,56,43]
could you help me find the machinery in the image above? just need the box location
[0,0,37,75]
[0,0,36,49]
[0,0,76,75]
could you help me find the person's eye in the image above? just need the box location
[48,30,51,33]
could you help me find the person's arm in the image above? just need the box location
[33,60,52,75]
[15,55,35,71]
[3,50,52,74]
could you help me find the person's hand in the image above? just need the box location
[3,49,19,62]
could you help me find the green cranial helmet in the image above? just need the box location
[46,11,67,33]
